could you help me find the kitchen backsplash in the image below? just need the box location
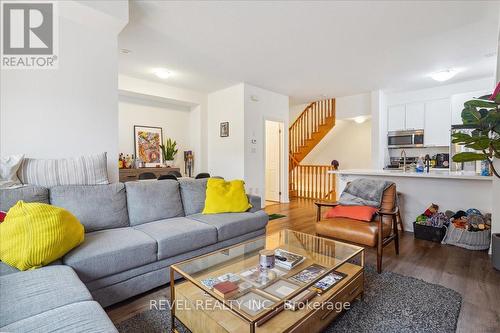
[389,147,450,159]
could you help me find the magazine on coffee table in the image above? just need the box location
[289,264,327,284]
[312,270,347,294]
[274,248,305,270]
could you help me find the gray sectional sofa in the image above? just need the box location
[0,178,268,332]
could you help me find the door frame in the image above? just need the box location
[263,118,286,203]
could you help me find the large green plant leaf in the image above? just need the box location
[464,137,490,150]
[461,107,481,125]
[451,132,474,144]
[452,152,488,162]
[464,99,496,108]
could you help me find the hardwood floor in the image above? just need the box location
[107,199,500,332]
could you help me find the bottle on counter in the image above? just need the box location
[416,155,425,173]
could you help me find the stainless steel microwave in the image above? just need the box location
[387,130,424,148]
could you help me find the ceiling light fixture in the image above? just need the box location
[353,116,366,124]
[153,68,172,79]
[429,69,458,82]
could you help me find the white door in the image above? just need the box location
[425,98,451,146]
[405,102,425,130]
[387,105,406,131]
[265,121,282,202]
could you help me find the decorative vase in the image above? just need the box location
[165,159,174,167]
[493,233,500,271]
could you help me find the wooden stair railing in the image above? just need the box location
[289,165,336,201]
[288,99,336,201]
[289,98,336,171]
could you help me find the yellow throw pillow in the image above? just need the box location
[0,201,84,270]
[203,178,252,214]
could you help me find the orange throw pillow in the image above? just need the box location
[324,205,378,222]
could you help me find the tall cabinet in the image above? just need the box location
[424,98,451,147]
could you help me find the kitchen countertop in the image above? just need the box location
[328,169,493,181]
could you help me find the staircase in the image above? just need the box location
[289,99,336,170]
[289,98,336,200]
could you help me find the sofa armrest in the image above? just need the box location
[247,194,262,212]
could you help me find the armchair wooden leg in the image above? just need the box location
[377,216,383,273]
[393,215,400,255]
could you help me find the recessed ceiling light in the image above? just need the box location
[152,68,172,79]
[353,116,366,124]
[120,48,131,54]
[429,69,458,82]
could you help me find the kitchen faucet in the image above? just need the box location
[400,149,407,172]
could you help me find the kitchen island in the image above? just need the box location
[329,169,493,232]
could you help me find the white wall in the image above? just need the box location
[118,75,208,174]
[302,119,372,170]
[0,1,128,182]
[290,93,371,123]
[207,84,245,180]
[291,92,373,170]
[370,90,387,169]
[244,84,289,202]
[385,77,494,105]
[118,97,191,172]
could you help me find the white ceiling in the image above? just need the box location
[118,1,500,104]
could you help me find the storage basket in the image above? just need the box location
[413,222,446,243]
[441,222,491,250]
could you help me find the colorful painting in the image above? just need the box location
[134,126,163,167]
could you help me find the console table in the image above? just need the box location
[119,167,181,182]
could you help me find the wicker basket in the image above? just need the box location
[441,223,491,250]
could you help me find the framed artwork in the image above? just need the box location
[134,125,163,167]
[220,122,229,137]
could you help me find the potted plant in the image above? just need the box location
[160,138,178,167]
[451,82,500,178]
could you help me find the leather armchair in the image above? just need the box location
[315,184,399,273]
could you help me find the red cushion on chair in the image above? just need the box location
[324,205,378,222]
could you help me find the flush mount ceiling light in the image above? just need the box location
[429,69,458,82]
[152,68,172,79]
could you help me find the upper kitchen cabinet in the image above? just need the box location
[404,102,425,130]
[424,98,451,146]
[387,105,405,131]
[451,90,490,125]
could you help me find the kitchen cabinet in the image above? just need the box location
[424,98,451,146]
[387,105,405,131]
[404,102,425,130]
[451,90,489,125]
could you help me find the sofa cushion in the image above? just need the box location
[63,227,157,282]
[0,185,49,211]
[0,260,62,277]
[49,184,129,232]
[125,180,184,226]
[0,266,92,327]
[178,178,208,215]
[134,217,218,260]
[0,301,117,333]
[1,201,84,271]
[188,210,269,241]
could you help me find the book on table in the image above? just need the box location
[213,281,239,299]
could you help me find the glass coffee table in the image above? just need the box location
[170,229,364,333]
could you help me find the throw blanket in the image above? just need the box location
[339,178,394,208]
